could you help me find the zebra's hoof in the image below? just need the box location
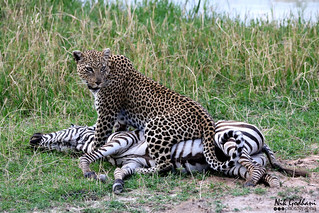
[244,181,256,187]
[84,172,97,179]
[113,179,124,194]
[98,174,107,183]
[30,133,43,146]
[113,184,123,194]
[268,181,280,188]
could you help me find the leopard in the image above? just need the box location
[72,48,234,175]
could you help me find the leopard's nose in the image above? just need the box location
[96,79,102,86]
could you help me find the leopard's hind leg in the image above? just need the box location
[137,115,192,174]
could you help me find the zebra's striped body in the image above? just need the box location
[29,120,306,193]
[214,120,268,186]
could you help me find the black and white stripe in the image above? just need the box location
[30,120,307,193]
[214,120,269,186]
[30,125,95,152]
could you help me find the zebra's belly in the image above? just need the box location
[170,139,209,172]
[173,162,209,173]
[107,138,209,172]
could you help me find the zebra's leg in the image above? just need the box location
[80,146,121,179]
[224,162,250,180]
[227,152,280,187]
[30,125,95,153]
[112,162,140,194]
[251,152,280,187]
[224,153,264,179]
[262,144,308,177]
[79,132,137,179]
[260,173,280,187]
[113,168,125,194]
[238,150,266,187]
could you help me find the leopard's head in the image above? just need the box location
[72,49,111,93]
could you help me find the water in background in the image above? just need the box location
[180,0,319,23]
[119,0,319,24]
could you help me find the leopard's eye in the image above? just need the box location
[86,67,94,73]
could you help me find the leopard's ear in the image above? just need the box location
[72,50,83,62]
[103,48,111,60]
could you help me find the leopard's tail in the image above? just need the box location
[202,117,231,171]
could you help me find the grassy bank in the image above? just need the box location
[0,0,318,212]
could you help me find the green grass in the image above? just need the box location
[0,0,318,212]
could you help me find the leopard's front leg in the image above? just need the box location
[87,103,119,153]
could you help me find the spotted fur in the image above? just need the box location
[72,48,229,173]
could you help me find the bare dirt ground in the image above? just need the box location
[166,155,319,213]
[46,155,319,213]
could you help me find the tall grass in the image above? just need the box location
[1,0,318,117]
[0,0,318,212]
